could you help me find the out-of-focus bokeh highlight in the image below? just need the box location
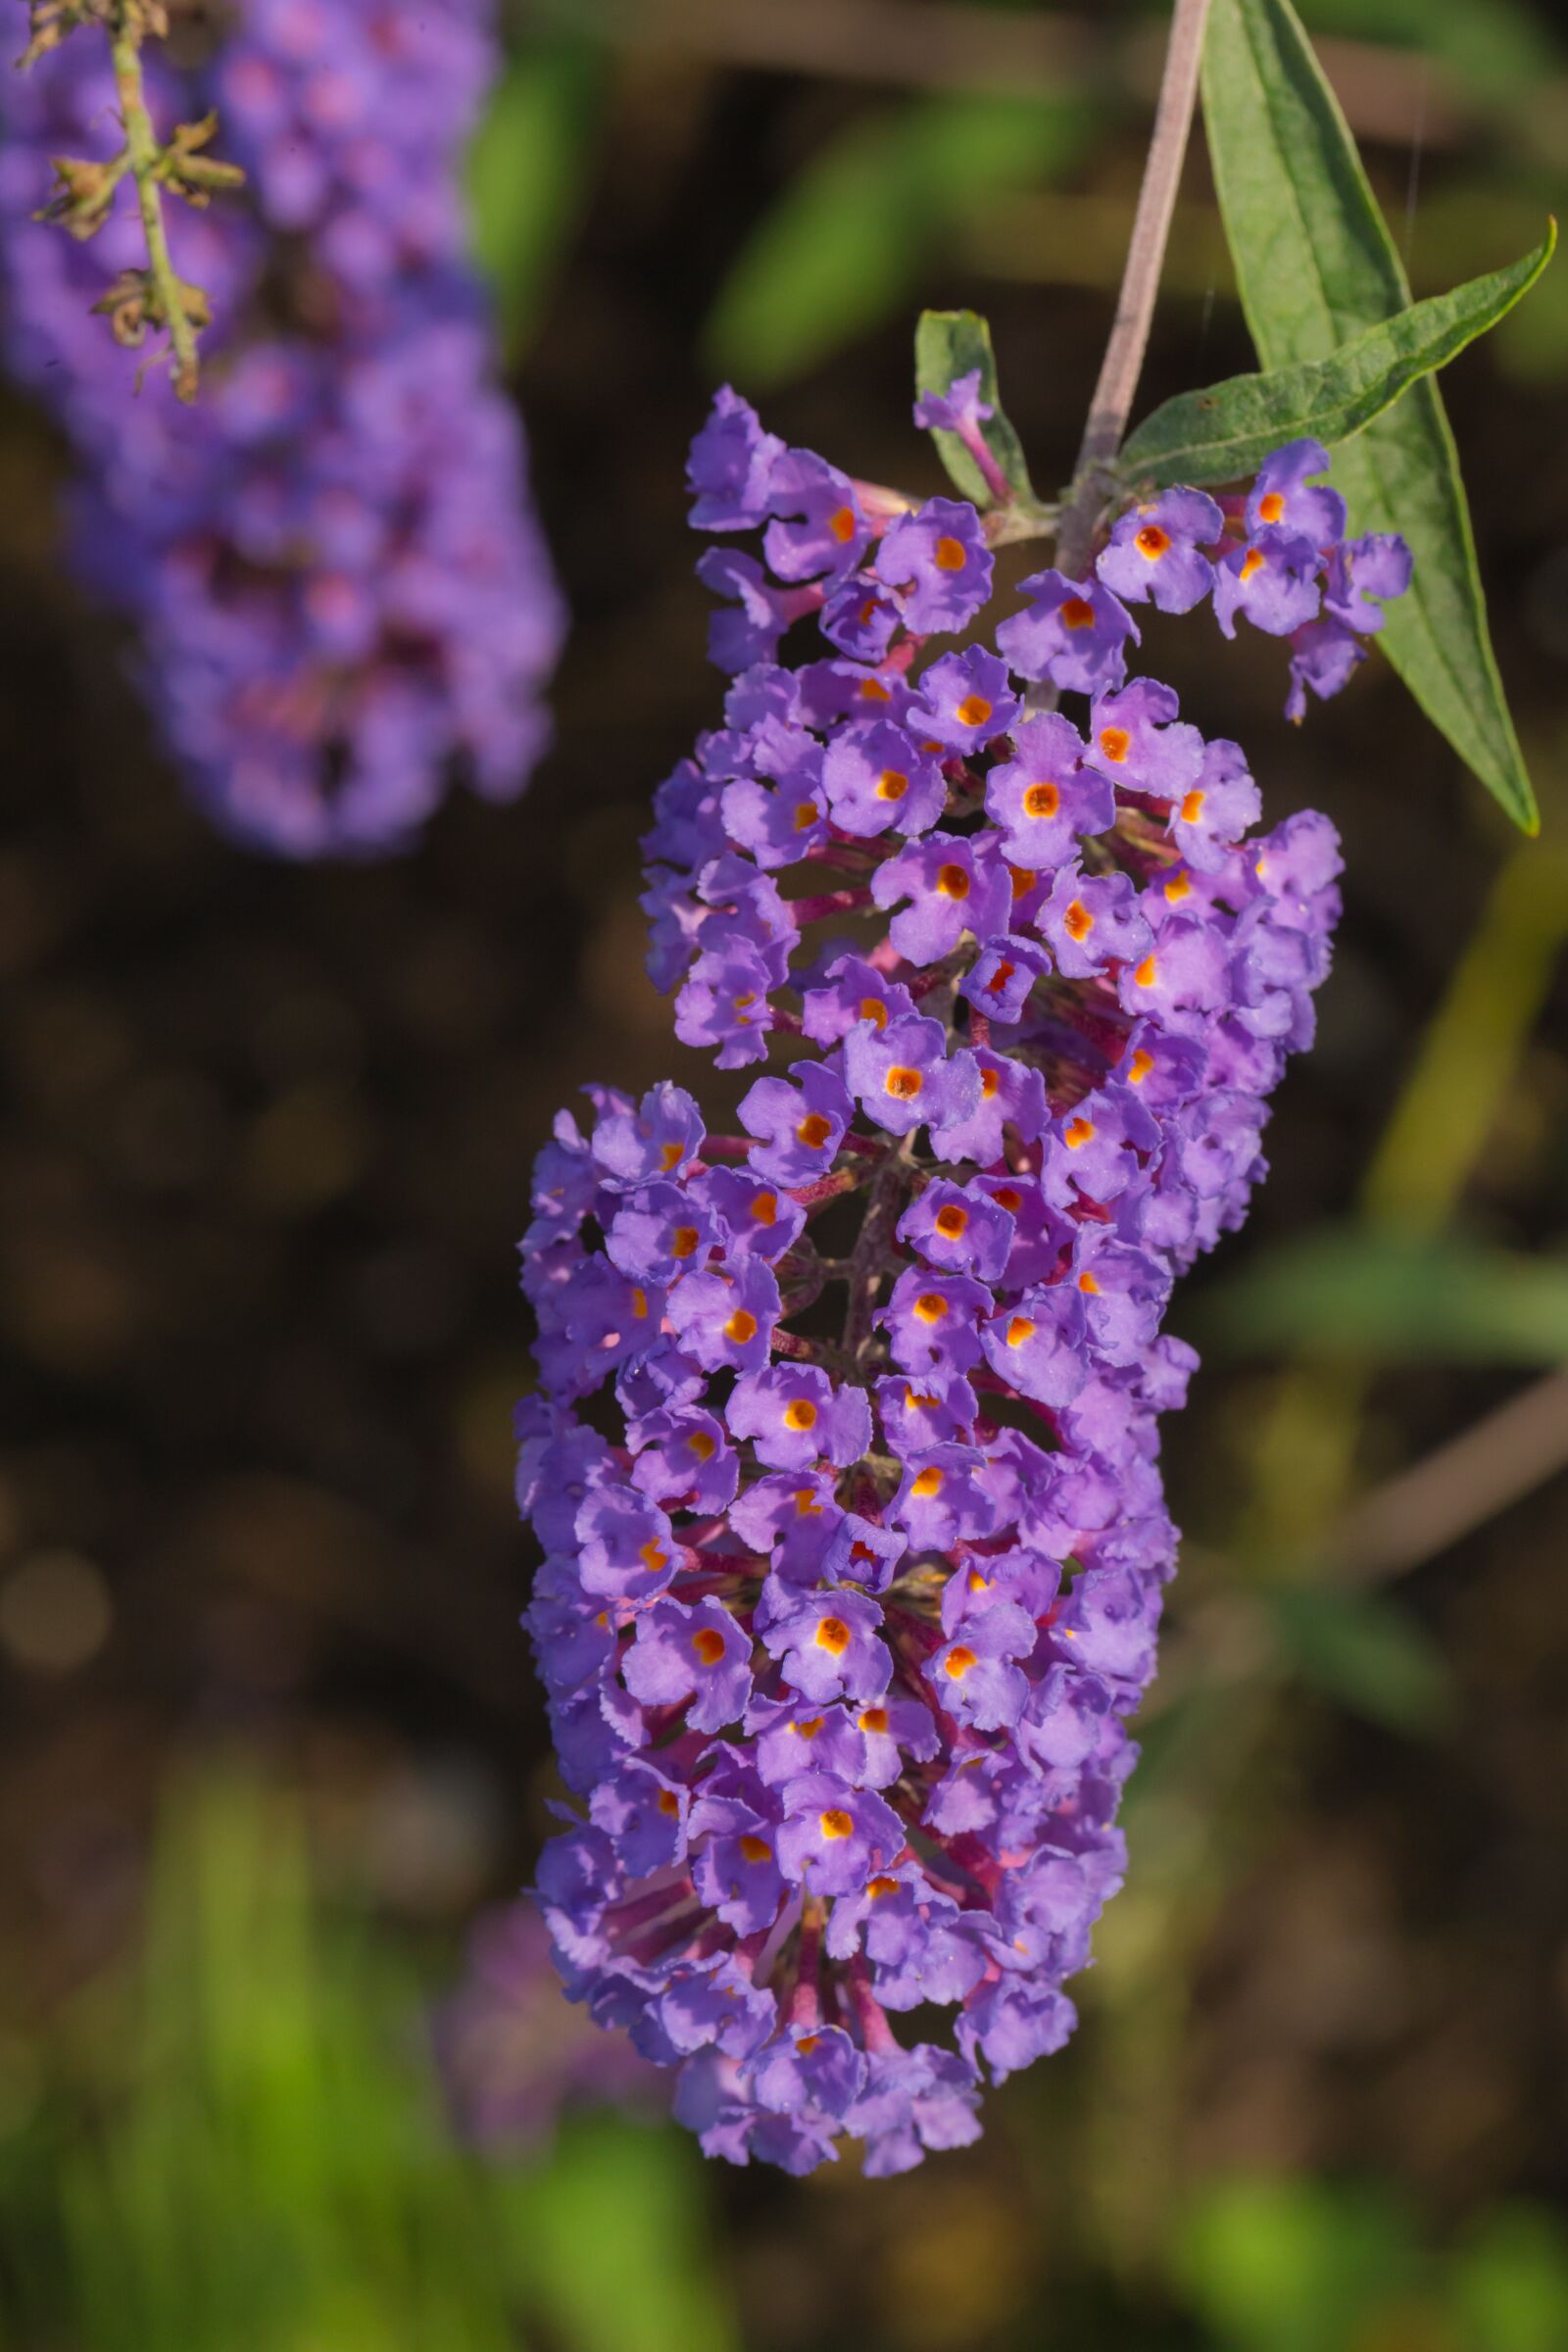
[2,1,1566,2343]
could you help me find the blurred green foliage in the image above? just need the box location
[704,93,1098,388]
[0,1777,738,2352]
[1182,2176,1568,2352]
[466,40,602,361]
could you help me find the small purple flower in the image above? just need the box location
[738,1061,854,1184]
[872,834,1012,964]
[1039,864,1153,979]
[607,1183,722,1285]
[912,369,992,436]
[1166,735,1260,871]
[1115,915,1230,1027]
[726,1365,872,1471]
[622,1596,754,1733]
[1087,678,1204,802]
[701,1167,808,1260]
[763,452,868,584]
[1070,1233,1170,1366]
[674,940,776,1069]
[911,647,1019,755]
[1097,487,1224,613]
[897,1179,1015,1283]
[959,936,1052,1027]
[890,1445,1000,1547]
[1212,528,1323,640]
[699,548,817,671]
[720,760,828,870]
[1247,437,1347,544]
[752,2023,867,2121]
[666,1257,780,1372]
[875,1373,978,1454]
[820,719,947,839]
[749,1696,871,1788]
[996,569,1138,697]
[574,1487,678,1601]
[1285,618,1366,722]
[689,1783,787,1936]
[930,1047,1047,1164]
[926,1599,1037,1731]
[1323,532,1412,634]
[842,1013,982,1141]
[1041,1082,1157,1209]
[985,712,1114,869]
[687,386,784,529]
[911,368,1008,506]
[820,573,904,662]
[630,1406,739,1514]
[800,954,918,1047]
[874,498,994,635]
[821,1515,907,1595]
[591,1759,691,1879]
[759,1584,892,1706]
[879,1267,991,1378]
[774,1773,906,1894]
[593,1083,706,1189]
[980,1289,1088,1407]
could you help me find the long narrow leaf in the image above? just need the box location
[1202,0,1540,833]
[1121,225,1553,488]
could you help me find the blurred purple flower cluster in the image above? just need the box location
[435,1901,664,2151]
[513,400,1405,2173]
[1,0,564,856]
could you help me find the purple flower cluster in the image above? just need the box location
[0,0,564,857]
[1098,436,1413,720]
[516,392,1402,2175]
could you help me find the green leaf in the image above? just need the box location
[703,93,1093,392]
[913,308,1041,508]
[1193,1230,1568,1365]
[1202,0,1541,833]
[1265,1586,1455,1738]
[1120,225,1554,488]
[466,43,600,362]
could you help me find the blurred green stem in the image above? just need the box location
[1244,837,1568,1553]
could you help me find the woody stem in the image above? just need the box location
[1054,0,1212,582]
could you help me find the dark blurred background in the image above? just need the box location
[2,2,1566,2345]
